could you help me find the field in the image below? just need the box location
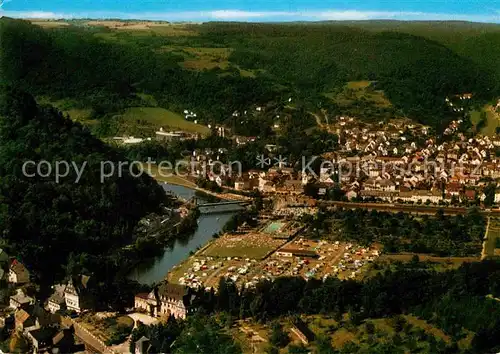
[181,47,232,71]
[203,233,285,259]
[121,107,210,135]
[470,105,500,136]
[29,20,69,28]
[83,21,198,36]
[323,80,397,122]
[335,81,392,108]
[18,18,500,136]
[346,80,373,89]
[36,97,93,123]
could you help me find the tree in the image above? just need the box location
[288,344,310,354]
[9,334,29,354]
[173,315,241,354]
[0,87,166,292]
[365,321,376,335]
[269,321,290,348]
[315,334,337,354]
[483,183,497,207]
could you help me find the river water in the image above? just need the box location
[129,183,236,285]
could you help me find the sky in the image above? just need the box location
[0,0,498,23]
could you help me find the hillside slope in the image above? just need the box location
[0,87,165,284]
[1,18,499,131]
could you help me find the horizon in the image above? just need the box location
[0,0,499,24]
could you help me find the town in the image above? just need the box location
[0,90,499,353]
[1,14,500,354]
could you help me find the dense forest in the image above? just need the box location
[0,18,281,129]
[0,18,499,133]
[0,87,166,288]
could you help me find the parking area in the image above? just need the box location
[250,238,381,281]
[168,235,381,290]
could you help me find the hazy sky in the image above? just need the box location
[0,0,498,23]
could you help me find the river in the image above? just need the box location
[129,183,236,285]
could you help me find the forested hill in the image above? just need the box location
[0,87,165,284]
[0,18,280,128]
[0,18,498,131]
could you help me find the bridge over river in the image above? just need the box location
[197,200,249,214]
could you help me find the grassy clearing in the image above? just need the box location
[121,107,210,134]
[470,105,499,136]
[346,80,373,89]
[309,314,457,351]
[375,254,478,274]
[64,108,93,121]
[203,245,277,259]
[324,80,392,109]
[36,97,92,122]
[202,232,285,260]
[305,315,339,336]
[180,47,232,71]
[182,58,230,70]
[404,315,450,344]
[238,68,257,78]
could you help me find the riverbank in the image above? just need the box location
[128,184,239,284]
[118,206,201,278]
[139,163,253,202]
[139,163,197,189]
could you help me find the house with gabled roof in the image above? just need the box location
[156,282,197,319]
[9,259,30,285]
[10,289,34,310]
[48,275,94,314]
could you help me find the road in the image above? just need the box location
[482,217,500,260]
[317,200,500,216]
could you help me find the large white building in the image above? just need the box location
[135,282,196,319]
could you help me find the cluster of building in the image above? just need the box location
[0,250,88,353]
[196,115,500,205]
[327,132,500,204]
[113,128,199,145]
